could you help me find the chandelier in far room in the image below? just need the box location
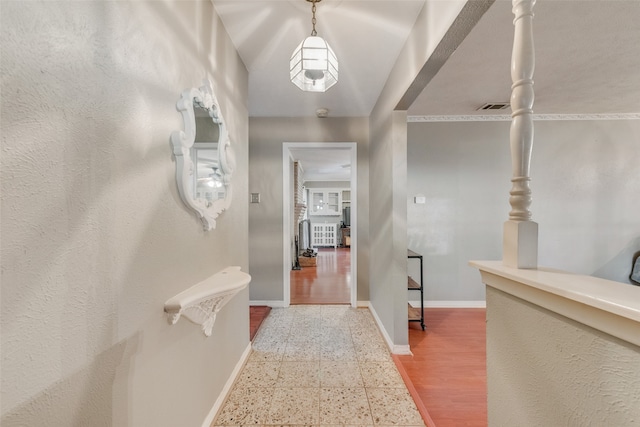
[290,0,338,92]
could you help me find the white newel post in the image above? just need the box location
[503,0,538,269]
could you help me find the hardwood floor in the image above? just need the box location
[398,309,487,427]
[249,305,271,341]
[290,248,351,304]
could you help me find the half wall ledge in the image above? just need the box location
[470,260,640,347]
[164,266,251,337]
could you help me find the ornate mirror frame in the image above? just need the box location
[170,80,234,230]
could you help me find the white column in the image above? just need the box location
[503,0,538,269]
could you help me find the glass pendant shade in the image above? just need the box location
[290,36,338,92]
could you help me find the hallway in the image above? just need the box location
[285,246,488,427]
[216,305,424,425]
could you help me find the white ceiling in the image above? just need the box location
[214,0,640,118]
[289,146,351,181]
[213,0,426,117]
[408,0,640,117]
[213,0,640,176]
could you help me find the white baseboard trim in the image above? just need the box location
[392,344,412,355]
[409,300,486,308]
[367,304,394,352]
[368,304,413,356]
[201,342,252,427]
[356,300,370,308]
[249,300,286,308]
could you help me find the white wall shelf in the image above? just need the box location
[164,266,251,337]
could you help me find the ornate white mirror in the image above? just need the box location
[170,80,234,230]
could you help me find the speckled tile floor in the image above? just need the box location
[213,305,424,426]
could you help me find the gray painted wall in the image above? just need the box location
[487,287,640,426]
[1,2,249,426]
[248,117,370,303]
[407,120,640,303]
[368,110,410,347]
[367,0,467,347]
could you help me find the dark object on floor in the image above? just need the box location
[299,248,318,267]
[630,251,640,285]
[301,249,316,257]
[292,235,301,270]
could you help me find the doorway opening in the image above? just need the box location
[282,142,357,307]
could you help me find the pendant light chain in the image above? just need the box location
[310,1,318,36]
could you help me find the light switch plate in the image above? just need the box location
[250,193,260,203]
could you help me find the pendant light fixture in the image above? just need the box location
[290,0,338,92]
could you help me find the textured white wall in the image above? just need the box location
[407,120,640,302]
[487,287,640,426]
[1,2,249,426]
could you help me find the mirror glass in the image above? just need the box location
[194,106,225,206]
[170,80,233,230]
[193,144,224,206]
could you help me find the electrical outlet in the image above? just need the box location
[250,193,261,203]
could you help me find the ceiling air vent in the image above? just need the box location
[478,102,510,111]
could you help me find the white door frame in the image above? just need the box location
[282,142,358,307]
